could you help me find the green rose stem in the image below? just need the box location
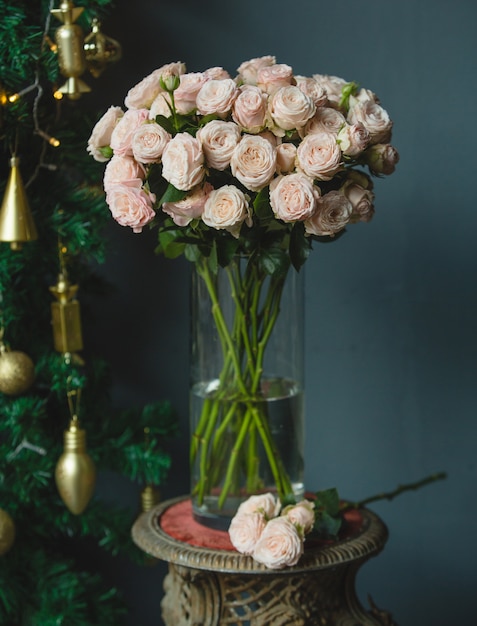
[191,256,294,508]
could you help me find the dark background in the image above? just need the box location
[84,1,477,624]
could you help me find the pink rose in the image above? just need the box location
[269,173,320,222]
[347,97,393,144]
[296,131,342,181]
[131,122,171,164]
[337,122,370,157]
[174,72,208,114]
[230,134,277,191]
[149,93,172,119]
[162,182,213,226]
[364,143,400,175]
[87,106,123,162]
[252,517,304,569]
[161,133,205,191]
[196,78,239,117]
[202,185,252,238]
[268,86,316,134]
[312,74,349,109]
[276,142,297,173]
[106,184,156,233]
[303,106,346,137]
[282,500,315,535]
[229,512,267,555]
[304,190,352,236]
[236,55,276,85]
[232,85,268,133]
[109,108,149,157]
[124,62,186,109]
[236,493,281,519]
[295,76,328,107]
[257,63,294,94]
[196,120,241,171]
[103,155,145,192]
[204,66,231,80]
[341,174,375,223]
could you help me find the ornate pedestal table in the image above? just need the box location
[132,496,397,626]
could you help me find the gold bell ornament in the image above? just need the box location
[51,0,91,100]
[140,484,161,513]
[84,18,122,78]
[0,508,15,556]
[0,328,35,396]
[0,156,38,250]
[49,246,83,363]
[55,385,96,515]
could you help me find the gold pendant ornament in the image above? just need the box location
[50,269,83,361]
[140,484,161,513]
[0,156,38,251]
[0,333,35,396]
[84,18,122,78]
[51,1,91,100]
[0,508,15,556]
[55,385,96,515]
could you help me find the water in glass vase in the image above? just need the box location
[190,376,305,530]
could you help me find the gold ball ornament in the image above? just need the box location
[55,418,96,515]
[0,343,35,395]
[0,508,15,556]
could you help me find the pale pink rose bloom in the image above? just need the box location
[282,500,315,535]
[337,122,370,157]
[276,142,297,173]
[252,517,304,569]
[236,55,276,85]
[312,74,349,109]
[131,122,171,164]
[303,106,346,137]
[162,133,205,191]
[196,120,241,171]
[174,72,208,114]
[229,512,267,555]
[232,85,268,134]
[162,182,213,226]
[365,143,399,175]
[106,184,156,233]
[236,493,281,519]
[204,66,230,80]
[87,106,123,162]
[296,131,342,181]
[341,176,375,223]
[196,79,239,117]
[124,62,186,109]
[149,93,173,119]
[103,155,145,192]
[294,76,328,107]
[347,97,393,144]
[230,134,277,192]
[353,87,379,104]
[268,86,316,134]
[202,185,252,238]
[258,130,279,148]
[256,63,294,94]
[269,173,320,223]
[110,108,149,157]
[304,190,352,236]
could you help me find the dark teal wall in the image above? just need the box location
[87,1,477,624]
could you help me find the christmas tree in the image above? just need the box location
[0,1,177,623]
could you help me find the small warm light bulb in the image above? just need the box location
[53,90,63,100]
[36,129,61,147]
[8,93,20,104]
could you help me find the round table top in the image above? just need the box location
[131,496,389,575]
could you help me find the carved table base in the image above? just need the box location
[132,497,397,626]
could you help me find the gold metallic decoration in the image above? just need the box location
[55,384,96,515]
[0,156,38,251]
[0,329,35,396]
[51,1,91,100]
[0,508,15,556]
[49,243,83,363]
[141,484,161,513]
[84,18,122,78]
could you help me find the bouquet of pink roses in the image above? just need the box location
[87,56,398,519]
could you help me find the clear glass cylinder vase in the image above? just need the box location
[189,255,305,529]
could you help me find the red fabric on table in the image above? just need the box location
[159,499,364,552]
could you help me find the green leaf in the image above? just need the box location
[154,114,176,135]
[314,510,342,538]
[208,240,219,274]
[157,229,185,258]
[289,222,311,271]
[314,487,340,516]
[184,243,202,263]
[216,236,239,267]
[259,246,289,276]
[98,146,113,160]
[253,188,273,220]
[158,183,188,206]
